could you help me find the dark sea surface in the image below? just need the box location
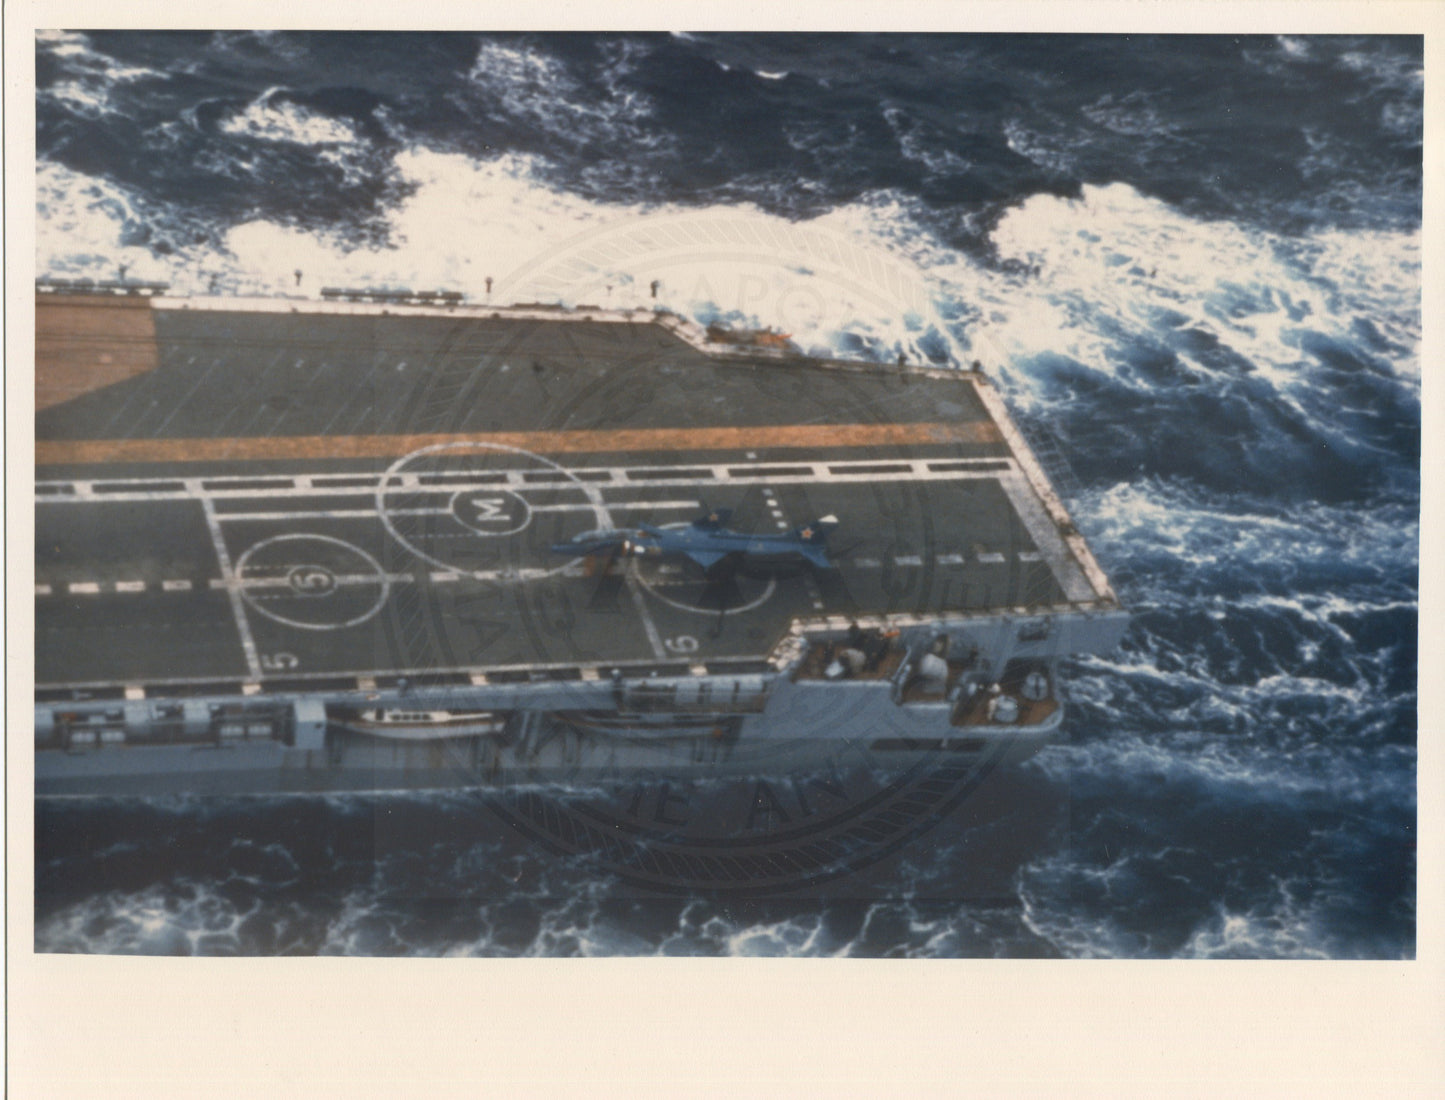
[34,31,1420,957]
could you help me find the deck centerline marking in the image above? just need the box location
[37,460,1019,507]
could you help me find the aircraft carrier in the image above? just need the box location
[33,282,1128,796]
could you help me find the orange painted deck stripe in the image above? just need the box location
[35,421,1000,467]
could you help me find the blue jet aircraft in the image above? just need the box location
[551,508,840,575]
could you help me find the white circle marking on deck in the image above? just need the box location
[235,533,390,631]
[377,441,599,582]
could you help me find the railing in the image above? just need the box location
[36,277,170,296]
[319,287,463,304]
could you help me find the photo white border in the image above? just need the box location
[7,2,1443,1095]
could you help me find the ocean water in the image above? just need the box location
[33,31,1420,957]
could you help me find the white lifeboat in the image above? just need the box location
[337,708,505,741]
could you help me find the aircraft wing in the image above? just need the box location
[800,546,834,570]
[684,550,731,572]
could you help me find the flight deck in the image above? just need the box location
[35,292,1114,700]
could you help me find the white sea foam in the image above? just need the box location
[722,913,829,956]
[1015,845,1408,960]
[35,880,253,955]
[1077,480,1418,578]
[1034,720,1415,807]
[1177,874,1388,959]
[1017,866,1148,958]
[466,39,665,153]
[199,149,953,362]
[35,161,185,284]
[218,88,363,147]
[1080,92,1178,139]
[1338,47,1425,94]
[37,30,168,119]
[1001,118,1076,177]
[976,183,1419,401]
[884,107,972,176]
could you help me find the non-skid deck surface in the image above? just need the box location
[35,298,1088,690]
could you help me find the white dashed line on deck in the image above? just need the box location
[38,456,1020,506]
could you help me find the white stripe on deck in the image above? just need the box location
[211,499,707,523]
[36,457,1018,505]
[530,500,702,514]
[210,572,413,591]
[216,508,395,522]
[198,490,263,681]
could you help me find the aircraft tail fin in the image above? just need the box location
[797,515,839,544]
[692,507,733,530]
